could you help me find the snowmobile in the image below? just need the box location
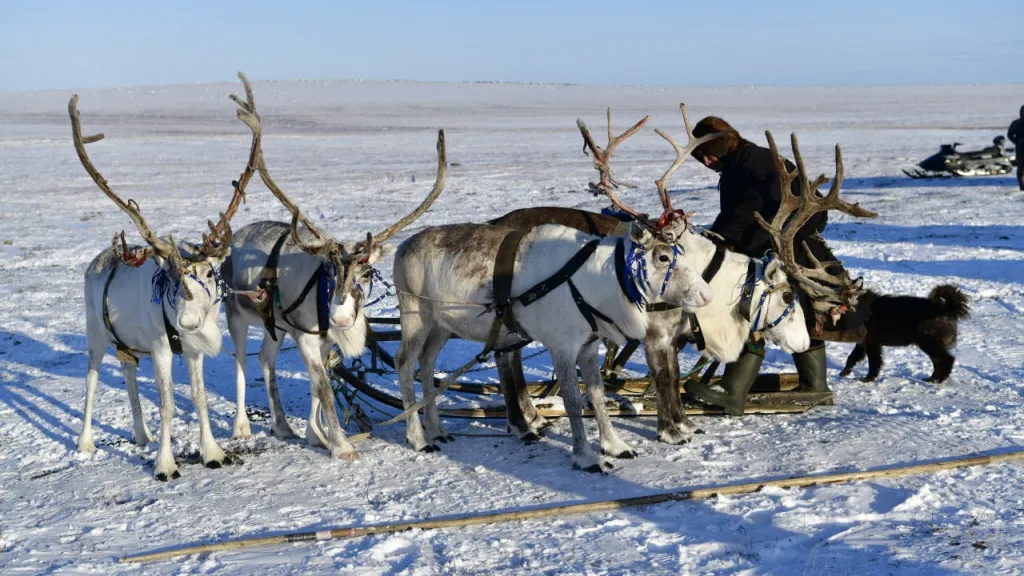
[903,136,1017,179]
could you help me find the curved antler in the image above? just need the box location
[754,131,879,316]
[197,72,263,259]
[69,94,193,297]
[577,108,650,221]
[371,129,447,245]
[653,103,725,219]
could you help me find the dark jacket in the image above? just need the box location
[1009,118,1023,147]
[711,142,867,342]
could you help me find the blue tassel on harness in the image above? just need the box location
[151,269,174,305]
[623,242,650,310]
[319,262,338,322]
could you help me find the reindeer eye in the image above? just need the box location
[657,253,671,263]
[782,291,794,304]
[206,269,214,279]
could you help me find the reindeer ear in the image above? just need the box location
[628,221,652,245]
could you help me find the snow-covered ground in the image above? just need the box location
[1,80,1023,575]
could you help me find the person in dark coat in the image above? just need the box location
[684,116,868,414]
[1008,105,1024,191]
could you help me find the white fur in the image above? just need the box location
[393,222,713,470]
[672,234,811,363]
[79,247,227,480]
[223,221,380,459]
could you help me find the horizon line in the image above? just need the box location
[4,76,1023,95]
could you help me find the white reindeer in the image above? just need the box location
[392,110,730,472]
[74,73,262,480]
[223,130,447,460]
[494,110,875,443]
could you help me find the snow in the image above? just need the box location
[1,79,1023,575]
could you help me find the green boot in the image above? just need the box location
[792,341,835,405]
[686,343,765,416]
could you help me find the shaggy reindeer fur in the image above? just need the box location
[223,221,384,460]
[490,207,810,444]
[394,222,713,472]
[840,284,970,383]
[81,246,227,481]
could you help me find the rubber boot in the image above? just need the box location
[686,342,764,416]
[792,341,834,405]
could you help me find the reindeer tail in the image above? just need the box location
[929,284,971,320]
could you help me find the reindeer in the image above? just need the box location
[489,105,843,444]
[222,128,447,461]
[390,112,730,473]
[75,73,262,481]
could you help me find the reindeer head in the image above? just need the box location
[747,258,809,354]
[578,104,726,312]
[256,129,447,332]
[754,131,879,329]
[71,72,264,334]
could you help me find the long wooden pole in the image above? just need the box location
[118,448,1024,564]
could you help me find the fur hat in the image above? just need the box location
[691,116,750,160]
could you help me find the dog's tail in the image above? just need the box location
[929,284,971,320]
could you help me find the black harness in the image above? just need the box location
[684,244,728,352]
[257,231,335,340]
[102,262,183,365]
[486,233,616,354]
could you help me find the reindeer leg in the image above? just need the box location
[418,327,453,444]
[646,336,700,445]
[296,334,357,460]
[258,330,298,440]
[552,348,606,472]
[77,341,106,454]
[395,314,435,453]
[497,351,540,443]
[579,340,637,459]
[151,347,180,481]
[186,353,227,468]
[512,347,550,433]
[227,308,252,439]
[123,360,154,446]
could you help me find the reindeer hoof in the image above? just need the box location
[521,432,541,445]
[839,369,852,378]
[574,463,606,474]
[155,469,181,482]
[694,428,705,435]
[434,434,455,444]
[205,459,223,470]
[419,444,439,453]
[860,376,877,383]
[606,449,637,459]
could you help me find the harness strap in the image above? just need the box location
[738,259,758,321]
[567,278,615,332]
[688,244,728,353]
[103,263,141,365]
[260,231,335,338]
[515,239,602,307]
[162,304,183,355]
[492,228,531,336]
[257,231,291,341]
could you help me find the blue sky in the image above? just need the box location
[2,0,1021,91]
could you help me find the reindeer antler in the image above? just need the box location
[653,103,725,220]
[369,129,447,246]
[255,148,333,256]
[754,131,879,316]
[577,109,650,220]
[198,72,263,260]
[69,94,194,298]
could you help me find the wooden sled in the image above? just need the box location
[327,318,833,419]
